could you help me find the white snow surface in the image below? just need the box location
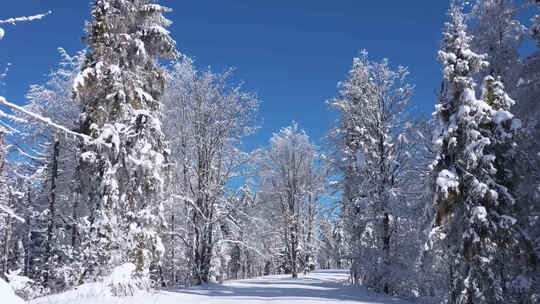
[107,263,136,287]
[0,278,24,304]
[31,270,415,304]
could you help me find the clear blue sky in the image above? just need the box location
[1,1,453,150]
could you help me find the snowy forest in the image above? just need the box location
[0,1,539,304]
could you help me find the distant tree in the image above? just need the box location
[253,123,323,279]
[162,57,260,285]
[470,0,525,91]
[21,49,85,291]
[0,9,50,287]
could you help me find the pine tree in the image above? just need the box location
[432,4,524,303]
[73,0,178,286]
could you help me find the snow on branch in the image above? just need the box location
[0,96,89,141]
[0,205,25,223]
[217,240,265,258]
[0,11,52,25]
[0,11,51,40]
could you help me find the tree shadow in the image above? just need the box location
[166,271,411,304]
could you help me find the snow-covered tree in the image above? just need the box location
[317,215,348,270]
[72,0,178,286]
[431,4,528,303]
[327,50,425,296]
[162,57,260,285]
[469,0,525,91]
[510,1,540,299]
[253,123,324,279]
[0,9,50,287]
[19,49,85,291]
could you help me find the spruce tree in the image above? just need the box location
[432,4,523,303]
[73,0,177,285]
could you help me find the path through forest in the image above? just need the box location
[31,269,415,304]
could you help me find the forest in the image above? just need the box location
[0,1,539,304]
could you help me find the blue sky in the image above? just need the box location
[0,1,467,150]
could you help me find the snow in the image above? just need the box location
[0,278,24,304]
[108,263,136,286]
[472,206,487,222]
[6,271,34,292]
[0,96,89,141]
[436,169,459,198]
[73,67,93,92]
[31,270,415,304]
[0,204,25,223]
[0,11,52,25]
[135,88,154,102]
[145,25,170,36]
[494,110,513,124]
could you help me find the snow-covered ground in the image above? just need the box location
[30,270,415,304]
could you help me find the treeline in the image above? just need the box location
[328,2,540,303]
[0,1,539,304]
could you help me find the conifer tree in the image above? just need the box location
[432,4,524,303]
[73,0,178,285]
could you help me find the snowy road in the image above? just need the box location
[32,270,413,304]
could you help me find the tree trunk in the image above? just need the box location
[290,219,298,279]
[2,191,13,276]
[170,213,175,285]
[44,140,60,287]
[382,211,390,294]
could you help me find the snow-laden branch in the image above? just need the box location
[216,240,265,258]
[0,96,89,141]
[0,11,52,24]
[0,11,51,40]
[0,205,25,223]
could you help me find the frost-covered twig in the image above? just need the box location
[0,11,52,24]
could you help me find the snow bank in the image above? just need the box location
[31,270,415,304]
[107,263,150,296]
[0,278,25,304]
